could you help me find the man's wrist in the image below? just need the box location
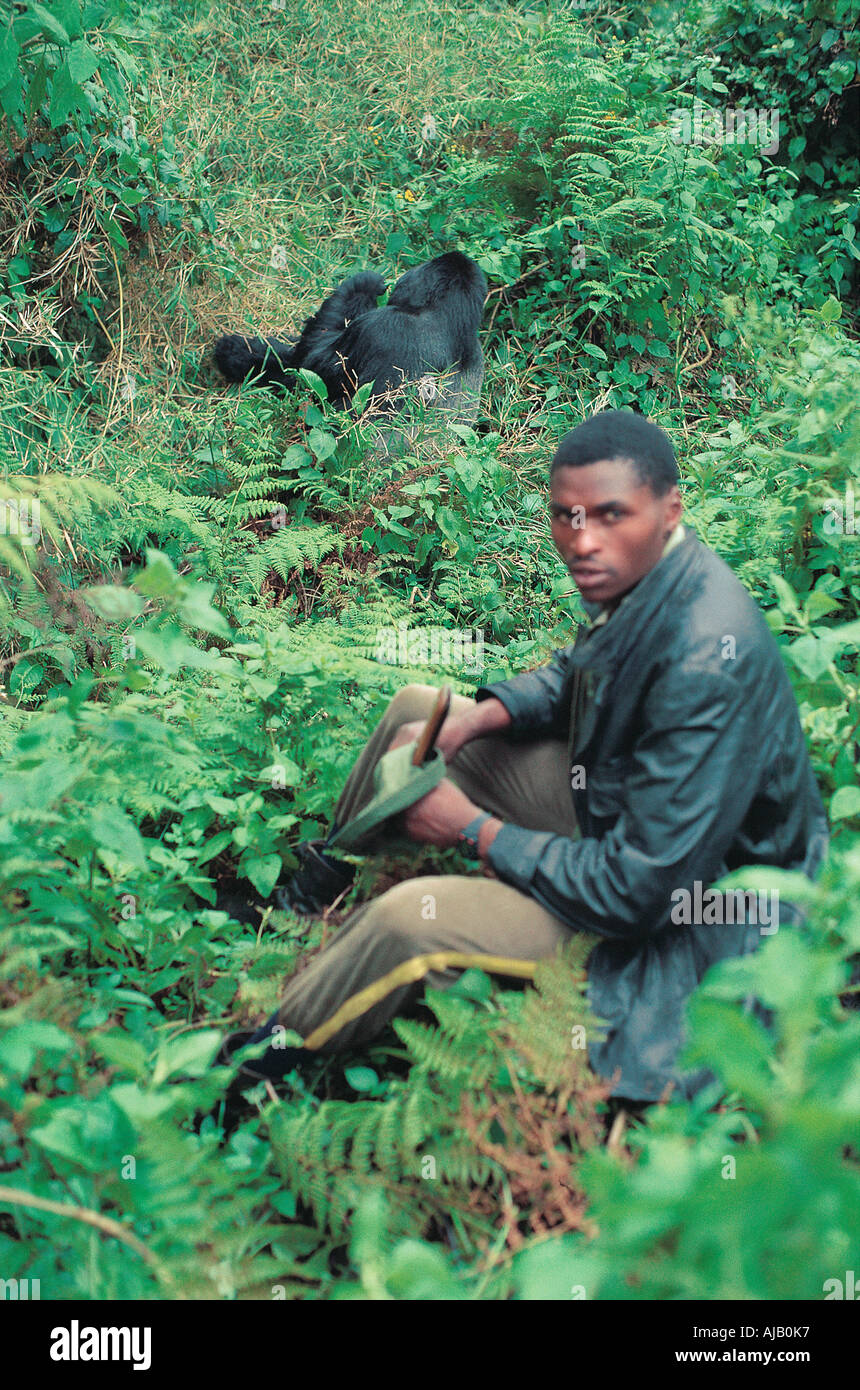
[463,697,512,742]
[477,816,504,860]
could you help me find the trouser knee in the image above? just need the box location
[358,878,432,941]
[385,683,443,727]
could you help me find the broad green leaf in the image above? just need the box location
[804,589,841,621]
[96,1032,149,1078]
[270,1191,297,1218]
[134,625,230,674]
[260,757,301,786]
[241,852,281,898]
[152,1029,222,1084]
[31,1095,135,1172]
[683,997,773,1104]
[823,618,860,650]
[344,1066,379,1093]
[66,37,98,81]
[246,676,278,700]
[701,931,841,1018]
[515,1236,607,1302]
[135,550,178,596]
[769,573,802,619]
[176,582,232,638]
[103,212,129,250]
[0,1023,72,1076]
[307,427,337,461]
[0,27,19,87]
[109,1082,176,1123]
[0,69,23,123]
[31,3,71,44]
[88,804,147,868]
[54,0,83,38]
[49,61,86,126]
[196,829,233,862]
[281,443,312,468]
[81,1,108,27]
[449,453,482,492]
[830,785,860,821]
[787,634,831,682]
[819,295,842,324]
[715,866,819,906]
[449,968,493,1002]
[28,889,95,925]
[84,584,144,621]
[296,368,329,402]
[0,756,79,812]
[384,1239,462,1299]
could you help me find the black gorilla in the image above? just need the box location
[213,251,487,430]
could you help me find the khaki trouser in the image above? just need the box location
[274,685,580,1052]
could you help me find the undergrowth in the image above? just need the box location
[0,0,857,1299]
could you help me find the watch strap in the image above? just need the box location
[457,811,493,858]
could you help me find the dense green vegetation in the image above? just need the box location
[0,0,857,1299]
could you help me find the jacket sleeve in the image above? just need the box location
[475,646,576,737]
[487,667,762,940]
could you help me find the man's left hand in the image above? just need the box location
[401,778,482,848]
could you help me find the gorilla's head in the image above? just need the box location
[388,252,487,319]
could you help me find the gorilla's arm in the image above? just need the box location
[213,270,385,396]
[213,333,298,389]
[289,271,386,403]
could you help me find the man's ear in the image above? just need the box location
[664,484,683,532]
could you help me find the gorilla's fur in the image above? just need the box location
[213,252,487,435]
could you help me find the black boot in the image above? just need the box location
[272,837,355,916]
[211,833,354,925]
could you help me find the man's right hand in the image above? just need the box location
[386,696,512,763]
[387,715,472,763]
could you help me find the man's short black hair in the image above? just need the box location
[551,409,680,496]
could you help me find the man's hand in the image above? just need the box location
[387,715,473,763]
[387,695,512,763]
[400,778,480,847]
[401,778,504,858]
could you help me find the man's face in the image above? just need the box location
[550,457,682,605]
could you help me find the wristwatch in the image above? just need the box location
[457,811,493,858]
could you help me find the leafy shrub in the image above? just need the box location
[0,0,214,358]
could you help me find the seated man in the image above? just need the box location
[223,409,829,1110]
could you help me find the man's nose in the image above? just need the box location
[566,524,599,559]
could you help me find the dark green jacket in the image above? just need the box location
[477,527,829,1102]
